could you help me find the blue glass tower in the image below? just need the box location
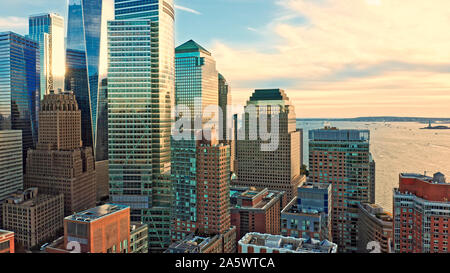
[65,49,92,148]
[0,32,40,167]
[66,0,111,152]
[108,0,175,252]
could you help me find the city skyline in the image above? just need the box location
[2,0,450,118]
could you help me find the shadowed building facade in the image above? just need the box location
[24,92,96,216]
[66,0,112,157]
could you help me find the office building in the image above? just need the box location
[238,232,337,253]
[357,203,393,253]
[46,204,130,253]
[2,188,64,249]
[230,187,285,241]
[0,32,39,164]
[0,131,23,204]
[24,92,96,216]
[393,172,450,253]
[234,89,305,201]
[0,230,14,253]
[130,222,148,253]
[66,0,113,152]
[28,13,65,99]
[309,127,372,252]
[281,184,331,241]
[172,135,236,252]
[218,73,231,141]
[108,0,175,252]
[172,40,220,241]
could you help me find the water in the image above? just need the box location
[297,121,450,212]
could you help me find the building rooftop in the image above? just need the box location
[239,233,337,253]
[0,230,14,237]
[65,204,129,223]
[230,187,284,210]
[282,198,323,216]
[165,233,221,253]
[359,203,393,223]
[309,128,370,142]
[400,172,447,184]
[4,188,61,208]
[176,39,211,55]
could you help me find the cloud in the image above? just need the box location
[0,16,28,29]
[212,0,450,117]
[174,4,201,15]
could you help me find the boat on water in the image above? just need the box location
[421,121,450,130]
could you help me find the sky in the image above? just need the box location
[1,0,450,118]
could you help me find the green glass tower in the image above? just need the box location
[171,40,219,241]
[107,0,175,252]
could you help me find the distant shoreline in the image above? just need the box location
[297,117,450,123]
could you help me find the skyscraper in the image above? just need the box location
[0,32,40,165]
[66,0,112,152]
[24,92,96,216]
[218,73,231,141]
[234,89,305,201]
[108,0,175,252]
[28,13,65,98]
[393,172,450,253]
[218,73,235,172]
[309,127,373,252]
[172,40,220,241]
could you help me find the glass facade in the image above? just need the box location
[108,0,175,252]
[218,73,231,141]
[28,13,65,98]
[0,32,40,167]
[172,40,219,240]
[66,0,111,151]
[66,49,93,149]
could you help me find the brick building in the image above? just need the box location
[0,230,14,253]
[230,187,285,241]
[46,204,130,253]
[393,172,450,253]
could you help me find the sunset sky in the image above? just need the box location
[2,0,450,118]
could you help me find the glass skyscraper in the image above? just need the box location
[66,0,112,152]
[28,13,65,98]
[108,0,175,252]
[172,40,219,241]
[0,32,40,166]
